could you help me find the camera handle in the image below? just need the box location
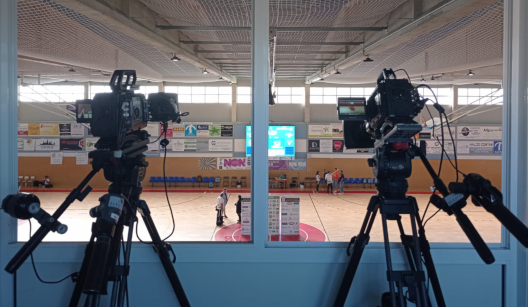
[109,70,137,92]
[412,144,496,264]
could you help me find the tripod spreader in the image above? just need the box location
[449,174,528,248]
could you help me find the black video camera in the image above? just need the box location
[75,70,187,149]
[337,69,426,149]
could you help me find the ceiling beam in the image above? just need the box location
[306,0,498,83]
[157,26,387,32]
[197,50,347,54]
[180,40,363,46]
[52,0,236,83]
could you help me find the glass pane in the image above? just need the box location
[310,87,323,95]
[458,88,468,96]
[192,87,205,95]
[468,88,480,97]
[145,86,159,96]
[495,89,503,97]
[323,95,336,104]
[323,87,336,96]
[205,87,218,95]
[277,96,291,104]
[238,95,251,104]
[291,87,304,96]
[238,87,251,95]
[437,96,451,105]
[310,95,323,104]
[178,86,192,94]
[164,86,178,93]
[291,95,304,104]
[219,87,231,95]
[192,94,205,103]
[364,87,375,95]
[458,96,468,105]
[179,94,192,103]
[205,95,219,103]
[350,88,363,96]
[437,88,451,97]
[336,87,350,96]
[277,87,291,95]
[219,94,231,103]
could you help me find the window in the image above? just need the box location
[19,85,85,102]
[275,87,305,104]
[310,87,374,104]
[90,85,112,98]
[237,86,251,104]
[417,87,452,105]
[457,87,503,105]
[164,86,231,103]
[137,85,159,97]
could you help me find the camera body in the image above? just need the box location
[337,68,426,149]
[75,70,185,149]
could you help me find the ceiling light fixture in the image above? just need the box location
[431,76,435,81]
[68,68,76,72]
[335,70,342,75]
[170,54,180,62]
[420,76,426,83]
[467,70,474,76]
[202,69,209,74]
[363,56,373,62]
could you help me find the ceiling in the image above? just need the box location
[16,0,503,85]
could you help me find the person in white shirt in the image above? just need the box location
[315,171,320,193]
[216,195,224,212]
[220,189,228,218]
[325,172,333,194]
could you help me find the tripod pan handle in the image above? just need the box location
[451,207,495,264]
[487,202,528,248]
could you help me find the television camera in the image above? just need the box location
[333,69,528,307]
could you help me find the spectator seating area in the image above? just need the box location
[149,176,246,188]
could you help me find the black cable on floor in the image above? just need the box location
[308,194,330,242]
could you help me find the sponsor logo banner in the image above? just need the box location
[147,138,159,151]
[425,141,454,155]
[172,124,184,137]
[144,123,159,137]
[268,160,288,170]
[85,138,99,152]
[332,140,344,152]
[218,158,250,170]
[209,124,221,137]
[185,124,197,137]
[221,125,233,137]
[161,123,173,137]
[60,138,84,150]
[308,125,332,138]
[209,139,233,151]
[457,141,495,154]
[59,124,71,136]
[35,138,60,151]
[288,159,307,171]
[184,139,197,151]
[196,125,210,137]
[320,139,332,153]
[331,123,343,138]
[18,123,28,136]
[28,123,41,136]
[308,140,320,152]
[199,157,217,170]
[493,141,502,154]
[40,123,60,136]
[457,126,502,140]
[196,139,209,152]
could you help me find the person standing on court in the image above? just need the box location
[315,171,320,193]
[339,170,345,194]
[332,168,340,195]
[220,188,228,218]
[325,171,333,194]
[235,195,242,223]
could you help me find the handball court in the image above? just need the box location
[17,187,502,244]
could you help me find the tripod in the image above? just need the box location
[4,130,190,307]
[334,143,447,307]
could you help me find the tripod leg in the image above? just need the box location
[70,235,95,307]
[138,200,191,307]
[380,212,402,307]
[333,195,380,307]
[408,210,429,307]
[413,198,446,307]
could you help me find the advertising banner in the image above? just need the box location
[457,141,495,154]
[17,139,24,150]
[281,196,300,235]
[320,139,332,153]
[170,139,185,152]
[431,126,456,139]
[85,137,99,152]
[147,138,159,152]
[60,138,84,151]
[288,159,307,171]
[331,123,343,138]
[35,138,60,151]
[217,158,250,170]
[221,125,233,137]
[493,141,502,154]
[209,124,221,137]
[332,140,344,152]
[241,196,252,236]
[209,139,233,151]
[76,153,89,165]
[161,123,173,137]
[308,140,320,152]
[457,126,502,140]
[28,123,40,136]
[59,124,71,135]
[308,125,332,138]
[185,124,197,137]
[173,124,184,137]
[196,124,209,137]
[196,139,209,152]
[198,157,217,170]
[184,139,197,151]
[268,160,288,170]
[40,123,60,136]
[18,123,28,136]
[70,123,84,136]
[425,141,454,155]
[144,123,159,137]
[268,196,280,235]
[50,152,63,165]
